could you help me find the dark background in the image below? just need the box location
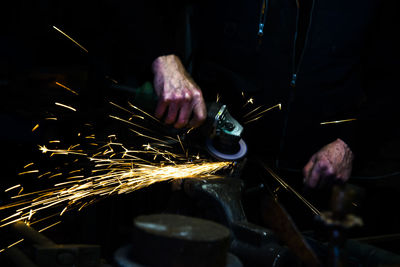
[1,0,400,264]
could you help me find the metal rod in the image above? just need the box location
[11,222,56,246]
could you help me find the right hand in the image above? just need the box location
[152,54,207,129]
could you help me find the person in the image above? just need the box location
[149,0,398,190]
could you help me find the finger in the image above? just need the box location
[303,154,316,185]
[174,102,193,129]
[303,155,316,180]
[308,161,326,188]
[164,101,180,125]
[188,101,207,128]
[155,99,169,119]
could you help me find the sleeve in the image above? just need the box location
[354,0,400,163]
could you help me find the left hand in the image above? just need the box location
[303,138,354,188]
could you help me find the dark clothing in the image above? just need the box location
[189,0,395,170]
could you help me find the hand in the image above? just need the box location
[303,139,354,188]
[152,55,207,129]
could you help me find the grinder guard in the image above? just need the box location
[204,102,247,161]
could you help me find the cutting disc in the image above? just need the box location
[206,138,247,161]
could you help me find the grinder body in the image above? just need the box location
[110,81,247,161]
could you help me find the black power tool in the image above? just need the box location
[110,81,248,161]
[202,102,247,161]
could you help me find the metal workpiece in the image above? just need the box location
[129,214,231,267]
[7,222,101,267]
[2,247,39,267]
[12,222,56,246]
[261,197,321,267]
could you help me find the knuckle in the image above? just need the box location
[192,90,202,99]
[183,92,192,102]
[162,95,173,103]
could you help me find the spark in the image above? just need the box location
[48,173,63,179]
[17,187,24,196]
[1,212,22,222]
[105,76,119,84]
[38,145,87,156]
[0,100,232,250]
[244,103,282,124]
[177,135,186,155]
[243,105,262,118]
[32,124,39,132]
[38,221,62,232]
[5,185,21,193]
[128,101,159,122]
[0,160,229,228]
[109,115,152,132]
[38,172,51,179]
[60,207,68,216]
[18,170,39,176]
[320,118,357,125]
[261,163,320,216]
[52,26,89,53]
[242,97,254,108]
[55,82,79,95]
[216,94,221,103]
[7,239,24,249]
[55,102,76,112]
[129,129,170,144]
[23,163,34,168]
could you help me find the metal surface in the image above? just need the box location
[206,138,247,161]
[12,222,55,246]
[8,222,101,267]
[130,214,231,267]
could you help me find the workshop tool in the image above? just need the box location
[181,177,300,266]
[114,213,242,267]
[3,222,101,267]
[110,81,247,161]
[203,102,247,161]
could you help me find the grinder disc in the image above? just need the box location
[206,138,247,161]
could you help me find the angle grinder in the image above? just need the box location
[110,81,248,161]
[202,102,247,161]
